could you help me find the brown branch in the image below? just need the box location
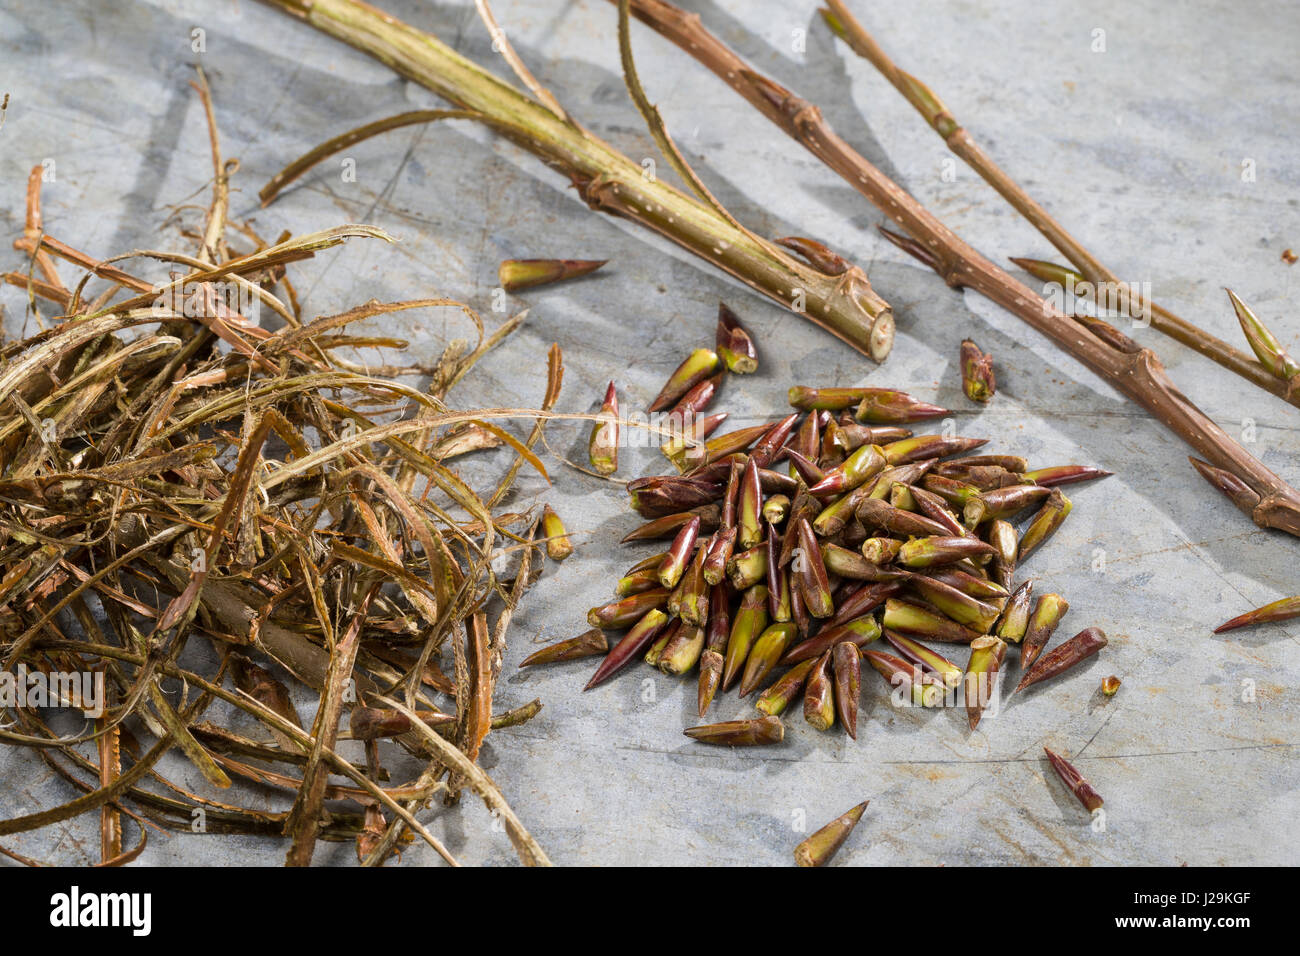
[819,0,1293,408]
[615,0,1300,537]
[258,0,895,361]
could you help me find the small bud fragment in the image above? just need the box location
[964,636,1007,730]
[803,650,837,731]
[589,381,619,475]
[541,504,573,561]
[832,642,862,739]
[1101,675,1121,697]
[520,628,608,666]
[1020,593,1070,672]
[1043,747,1104,814]
[959,339,996,402]
[1212,595,1300,633]
[755,658,818,716]
[1015,626,1108,694]
[793,800,869,867]
[762,494,791,525]
[649,348,720,413]
[498,257,607,292]
[684,714,784,746]
[716,302,759,373]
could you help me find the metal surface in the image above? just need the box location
[1,0,1297,865]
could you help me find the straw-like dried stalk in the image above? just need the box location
[0,83,560,867]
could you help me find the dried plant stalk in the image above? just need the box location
[260,0,895,360]
[819,0,1293,407]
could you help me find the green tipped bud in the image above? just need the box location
[882,598,983,643]
[1213,594,1300,633]
[723,584,769,691]
[964,635,1007,730]
[716,302,759,373]
[1018,489,1072,561]
[995,580,1034,644]
[863,649,944,707]
[498,257,606,292]
[589,380,619,475]
[897,535,995,568]
[1019,464,1112,488]
[649,348,720,413]
[659,624,706,675]
[1020,593,1069,672]
[1101,675,1122,697]
[881,434,989,465]
[739,622,799,696]
[854,389,949,424]
[808,443,887,498]
[1226,289,1300,383]
[587,588,670,628]
[793,800,869,867]
[959,338,996,402]
[738,457,764,550]
[883,630,962,689]
[803,651,836,731]
[908,575,1001,632]
[755,658,818,716]
[657,514,701,589]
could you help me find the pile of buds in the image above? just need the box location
[525,306,1113,746]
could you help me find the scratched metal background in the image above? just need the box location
[1,0,1297,865]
